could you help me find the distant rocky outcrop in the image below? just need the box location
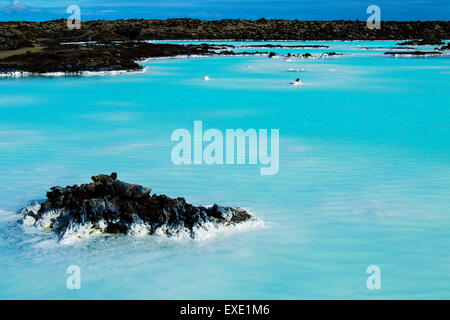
[20,173,258,242]
[1,19,449,51]
[384,51,443,56]
[1,19,449,74]
[397,38,445,46]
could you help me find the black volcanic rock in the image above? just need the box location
[1,19,449,48]
[20,173,256,242]
[397,38,445,46]
[0,42,216,74]
[319,52,342,58]
[384,51,442,56]
[1,19,449,74]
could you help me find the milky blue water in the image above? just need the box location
[0,41,449,299]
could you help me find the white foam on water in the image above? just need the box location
[150,213,264,242]
[34,209,63,229]
[19,200,264,245]
[0,67,148,78]
[388,53,442,58]
[190,218,265,241]
[0,209,17,222]
[41,72,67,77]
[142,55,209,62]
[22,215,36,226]
[31,238,60,249]
[127,219,151,237]
[56,217,264,244]
[0,209,12,216]
[0,71,31,77]
[81,68,148,76]
[59,222,102,245]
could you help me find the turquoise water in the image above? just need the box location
[0,41,449,299]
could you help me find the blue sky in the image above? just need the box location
[0,0,449,21]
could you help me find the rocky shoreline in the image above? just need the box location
[0,19,449,74]
[384,51,443,56]
[20,173,259,242]
[0,41,275,74]
[0,19,448,74]
[0,42,220,74]
[0,19,450,76]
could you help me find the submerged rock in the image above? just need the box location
[20,173,258,242]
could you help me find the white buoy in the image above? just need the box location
[329,68,336,72]
[204,76,210,81]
